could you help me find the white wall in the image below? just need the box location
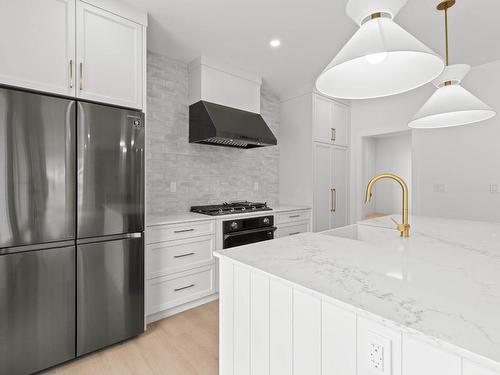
[362,131,412,217]
[351,60,500,223]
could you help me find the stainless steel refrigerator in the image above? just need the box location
[0,87,145,374]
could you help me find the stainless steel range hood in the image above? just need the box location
[189,100,277,148]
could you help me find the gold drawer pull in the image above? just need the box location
[69,60,74,88]
[289,232,300,236]
[79,62,84,90]
[174,252,195,258]
[331,188,337,212]
[331,128,336,142]
[289,214,300,218]
[174,228,195,233]
[174,284,195,292]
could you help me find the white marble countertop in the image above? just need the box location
[215,215,500,367]
[147,205,311,226]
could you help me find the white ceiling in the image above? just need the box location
[124,0,500,95]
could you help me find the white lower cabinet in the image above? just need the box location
[463,360,500,375]
[219,259,500,375]
[147,265,215,314]
[146,220,217,321]
[275,221,310,238]
[275,209,311,238]
[403,336,461,375]
[269,280,293,375]
[322,301,356,375]
[293,290,321,375]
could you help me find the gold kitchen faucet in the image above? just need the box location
[365,173,410,238]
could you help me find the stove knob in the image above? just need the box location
[230,222,238,230]
[263,217,270,225]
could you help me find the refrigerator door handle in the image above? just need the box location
[76,233,142,245]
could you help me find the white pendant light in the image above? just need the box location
[315,0,444,99]
[408,0,496,128]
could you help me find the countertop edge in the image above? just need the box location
[147,206,311,227]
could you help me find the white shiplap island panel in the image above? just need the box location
[215,215,500,375]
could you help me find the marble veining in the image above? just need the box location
[215,215,500,366]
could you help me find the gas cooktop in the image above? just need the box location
[190,201,272,216]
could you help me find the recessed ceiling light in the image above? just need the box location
[270,39,281,48]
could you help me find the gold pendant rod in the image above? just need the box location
[445,6,449,65]
[437,0,456,66]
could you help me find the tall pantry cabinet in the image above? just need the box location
[280,89,350,232]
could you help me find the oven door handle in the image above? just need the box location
[224,226,277,240]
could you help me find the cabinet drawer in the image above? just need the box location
[277,210,311,225]
[276,222,310,238]
[147,235,215,278]
[147,265,215,315]
[147,220,215,243]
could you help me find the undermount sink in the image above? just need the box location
[320,223,399,242]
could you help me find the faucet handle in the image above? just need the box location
[391,217,410,236]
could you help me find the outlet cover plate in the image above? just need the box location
[366,331,392,374]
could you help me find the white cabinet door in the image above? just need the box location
[313,94,334,143]
[76,1,143,109]
[313,94,350,146]
[0,0,75,96]
[331,101,349,146]
[269,280,293,375]
[403,336,461,375]
[331,147,348,229]
[322,301,356,375]
[463,360,500,375]
[293,290,321,375]
[313,143,332,232]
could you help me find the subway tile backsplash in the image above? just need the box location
[146,52,280,216]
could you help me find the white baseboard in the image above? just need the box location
[146,293,219,324]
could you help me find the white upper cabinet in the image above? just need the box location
[76,1,143,109]
[313,94,349,146]
[331,100,349,145]
[0,0,76,96]
[0,0,145,109]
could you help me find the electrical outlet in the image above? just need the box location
[433,184,445,193]
[368,342,384,372]
[365,331,392,374]
[170,182,176,193]
[254,182,259,191]
[490,184,499,194]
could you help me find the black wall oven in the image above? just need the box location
[223,215,277,249]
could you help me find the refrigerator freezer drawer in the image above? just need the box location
[77,101,144,239]
[77,235,144,356]
[0,246,76,375]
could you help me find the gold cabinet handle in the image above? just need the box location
[289,214,300,218]
[79,62,84,90]
[174,284,195,292]
[69,60,74,88]
[331,128,336,142]
[174,228,195,234]
[173,252,195,258]
[331,188,337,212]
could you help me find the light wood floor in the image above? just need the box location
[45,301,219,375]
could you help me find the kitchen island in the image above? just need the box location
[215,215,500,375]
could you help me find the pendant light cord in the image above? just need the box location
[445,6,449,65]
